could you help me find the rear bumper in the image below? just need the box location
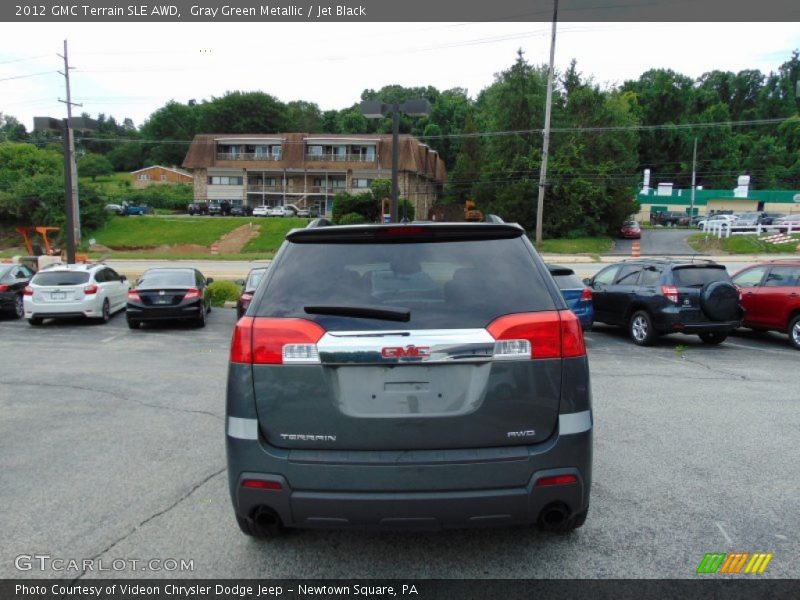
[126,302,202,321]
[24,297,98,319]
[653,308,741,334]
[226,416,592,530]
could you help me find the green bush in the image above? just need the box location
[207,280,241,307]
[332,191,380,223]
[339,212,366,225]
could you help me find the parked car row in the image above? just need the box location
[578,258,800,350]
[4,253,799,351]
[188,201,315,218]
[5,263,213,329]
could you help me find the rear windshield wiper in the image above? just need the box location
[304,305,410,322]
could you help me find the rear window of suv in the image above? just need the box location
[255,237,557,330]
[32,271,90,286]
[672,266,730,287]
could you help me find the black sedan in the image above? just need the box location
[126,268,213,329]
[0,263,34,319]
[235,266,268,319]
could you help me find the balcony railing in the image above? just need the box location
[305,153,376,162]
[217,152,281,161]
[247,184,283,192]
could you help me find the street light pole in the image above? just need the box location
[690,137,697,222]
[361,99,430,223]
[62,119,76,264]
[391,105,400,223]
[535,0,558,248]
[58,39,82,250]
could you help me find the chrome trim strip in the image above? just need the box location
[227,417,258,440]
[317,329,495,365]
[559,410,592,435]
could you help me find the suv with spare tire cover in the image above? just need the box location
[584,259,743,346]
[226,220,593,537]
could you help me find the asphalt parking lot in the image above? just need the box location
[1,309,798,579]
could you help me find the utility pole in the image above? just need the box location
[391,107,400,223]
[58,39,82,255]
[690,137,697,223]
[535,0,558,248]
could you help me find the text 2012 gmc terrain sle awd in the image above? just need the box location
[225,221,592,537]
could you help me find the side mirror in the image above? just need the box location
[582,277,593,287]
[235,279,245,286]
[206,277,214,285]
[120,275,127,281]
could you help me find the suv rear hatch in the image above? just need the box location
[30,271,92,303]
[668,265,739,323]
[233,224,584,452]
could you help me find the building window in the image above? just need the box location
[208,176,244,185]
[138,174,150,181]
[160,174,166,181]
[352,178,372,189]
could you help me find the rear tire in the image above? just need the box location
[699,332,727,345]
[789,315,800,351]
[127,319,140,330]
[100,299,110,323]
[196,307,206,328]
[28,317,43,326]
[629,310,656,346]
[12,294,24,319]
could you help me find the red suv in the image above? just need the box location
[731,261,800,350]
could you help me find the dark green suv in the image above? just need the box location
[225,221,593,538]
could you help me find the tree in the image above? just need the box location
[78,153,114,181]
[0,114,28,142]
[201,91,288,133]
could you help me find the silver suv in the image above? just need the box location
[226,221,593,537]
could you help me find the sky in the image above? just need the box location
[1,22,798,131]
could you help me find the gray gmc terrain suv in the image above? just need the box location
[226,220,593,537]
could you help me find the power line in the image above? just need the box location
[0,70,57,83]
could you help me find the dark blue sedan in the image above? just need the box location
[547,264,594,330]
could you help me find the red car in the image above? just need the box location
[731,261,800,350]
[620,221,641,239]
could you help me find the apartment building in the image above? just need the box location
[182,133,446,218]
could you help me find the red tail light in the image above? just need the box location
[127,290,141,302]
[230,317,326,365]
[24,286,33,296]
[184,288,201,300]
[230,317,254,363]
[376,226,429,237]
[0,284,8,293]
[580,287,592,301]
[535,474,578,487]
[241,479,282,490]
[487,310,586,359]
[84,284,98,295]
[661,285,679,303]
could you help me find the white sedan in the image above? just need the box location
[24,264,130,326]
[267,206,290,217]
[252,206,269,217]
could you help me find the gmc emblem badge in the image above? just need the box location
[381,345,431,359]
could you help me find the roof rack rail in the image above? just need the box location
[484,214,505,224]
[306,218,333,228]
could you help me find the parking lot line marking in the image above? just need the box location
[101,333,125,343]
[716,521,733,545]
[725,341,791,356]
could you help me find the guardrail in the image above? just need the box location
[702,221,799,238]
